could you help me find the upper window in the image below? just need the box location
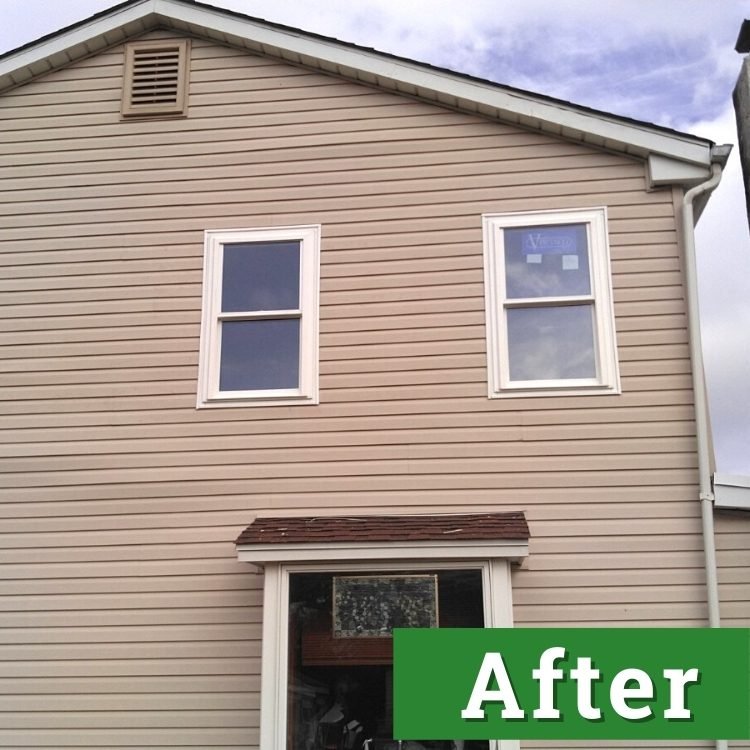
[482,207,620,397]
[121,40,190,118]
[198,226,321,408]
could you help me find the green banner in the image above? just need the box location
[394,628,750,740]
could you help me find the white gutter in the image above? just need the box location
[680,159,726,750]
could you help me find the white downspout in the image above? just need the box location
[680,160,727,750]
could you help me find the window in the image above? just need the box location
[258,561,519,750]
[287,569,486,750]
[198,225,321,407]
[121,40,190,118]
[482,207,620,397]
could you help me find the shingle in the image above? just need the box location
[235,512,529,545]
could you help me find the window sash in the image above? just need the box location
[483,208,620,397]
[198,225,320,407]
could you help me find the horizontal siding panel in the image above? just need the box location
[0,438,699,475]
[0,674,257,694]
[0,590,258,612]
[0,134,596,180]
[0,606,259,629]
[0,639,259,660]
[0,151,639,201]
[0,468,700,505]
[0,710,256,730]
[0,450,700,488]
[0,397,696,424]
[0,169,651,220]
[0,656,260,677]
[0,573,257,595]
[0,692,256,711]
[0,727,257,747]
[0,181,655,232]
[2,109,479,154]
[513,583,711,606]
[514,603,705,624]
[0,431,695,460]
[0,485,698,521]
[0,622,258,644]
[0,421,696,455]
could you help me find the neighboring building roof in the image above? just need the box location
[236,512,530,546]
[0,0,727,187]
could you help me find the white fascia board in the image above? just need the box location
[713,473,750,511]
[236,539,529,566]
[0,0,155,86]
[0,0,711,169]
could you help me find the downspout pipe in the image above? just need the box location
[680,158,726,750]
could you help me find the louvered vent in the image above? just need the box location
[121,40,189,117]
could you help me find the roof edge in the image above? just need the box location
[0,0,715,172]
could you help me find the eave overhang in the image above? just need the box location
[0,0,720,184]
[235,512,530,568]
[713,473,750,512]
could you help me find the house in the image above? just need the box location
[0,1,748,748]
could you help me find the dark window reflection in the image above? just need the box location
[287,570,488,750]
[222,241,300,312]
[219,319,299,391]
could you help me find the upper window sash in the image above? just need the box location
[197,225,320,408]
[483,207,620,397]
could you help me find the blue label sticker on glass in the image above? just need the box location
[521,226,578,255]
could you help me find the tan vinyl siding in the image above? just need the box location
[0,28,737,749]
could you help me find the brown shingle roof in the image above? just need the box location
[235,512,529,546]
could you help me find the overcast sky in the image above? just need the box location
[2,0,749,474]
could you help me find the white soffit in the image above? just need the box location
[0,0,714,170]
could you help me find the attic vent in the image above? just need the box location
[121,40,189,117]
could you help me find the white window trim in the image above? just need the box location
[197,225,320,408]
[482,207,620,398]
[255,556,521,750]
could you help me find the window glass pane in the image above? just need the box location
[222,241,300,312]
[219,319,299,391]
[507,304,596,381]
[504,223,591,298]
[287,570,486,750]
